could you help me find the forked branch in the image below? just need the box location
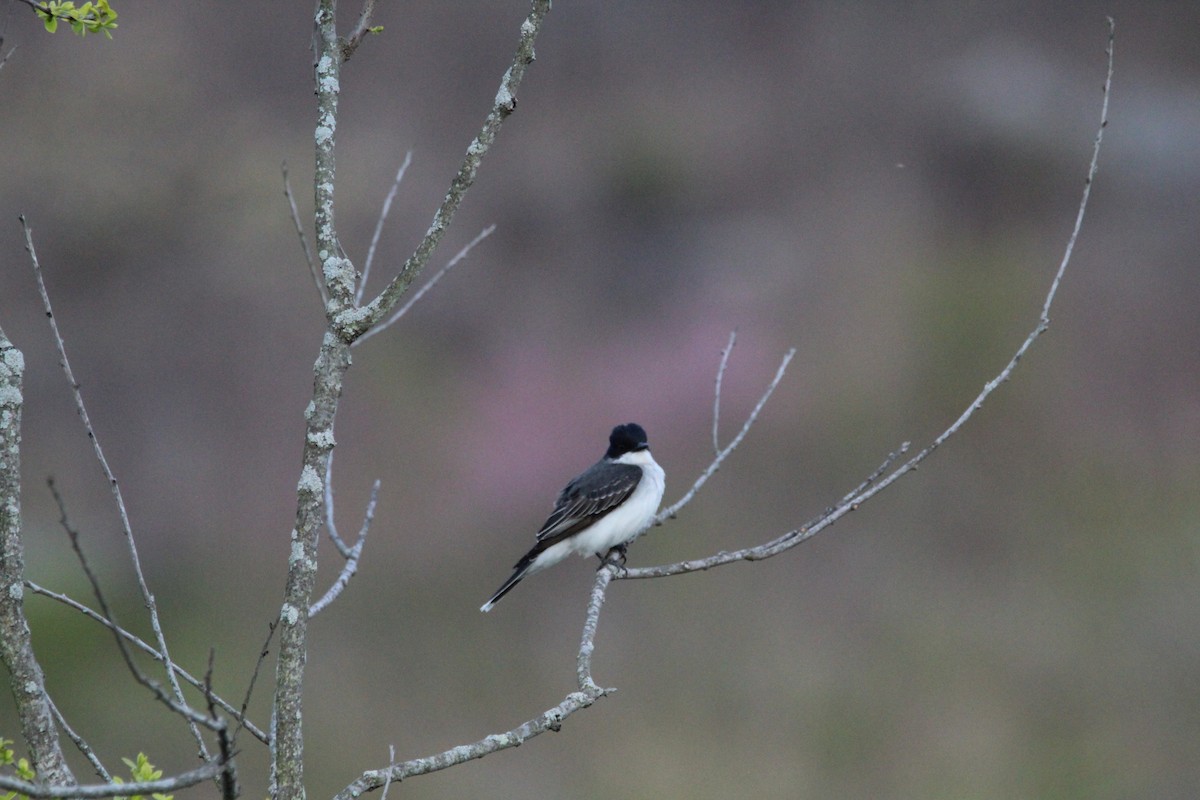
[24,580,269,743]
[335,0,551,341]
[657,341,795,524]
[621,17,1115,581]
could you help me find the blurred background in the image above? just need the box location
[1,1,1198,798]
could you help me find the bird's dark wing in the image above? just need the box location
[533,461,643,547]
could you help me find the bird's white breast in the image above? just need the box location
[567,449,665,558]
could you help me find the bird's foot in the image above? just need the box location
[597,544,628,574]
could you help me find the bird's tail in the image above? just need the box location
[480,550,541,612]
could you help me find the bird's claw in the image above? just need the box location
[597,544,628,573]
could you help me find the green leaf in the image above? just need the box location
[30,0,118,37]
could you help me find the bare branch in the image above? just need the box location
[233,618,277,747]
[337,0,552,341]
[624,18,1114,581]
[24,580,270,744]
[205,650,240,800]
[712,330,736,456]
[322,450,352,557]
[312,0,354,310]
[279,11,550,779]
[341,0,379,61]
[0,762,224,800]
[655,347,795,523]
[576,561,618,693]
[837,442,910,508]
[278,10,552,792]
[1041,17,1113,322]
[46,693,112,781]
[283,160,325,307]
[310,477,380,618]
[274,0,548,787]
[355,224,496,346]
[334,555,619,799]
[333,684,604,800]
[335,590,611,797]
[358,151,414,305]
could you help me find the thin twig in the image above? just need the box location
[656,347,796,523]
[45,694,111,781]
[623,18,1115,581]
[773,442,913,550]
[712,331,736,456]
[1039,17,1114,322]
[310,478,380,617]
[380,745,395,800]
[45,479,221,733]
[233,618,277,747]
[838,442,910,507]
[323,451,351,557]
[358,152,413,305]
[24,580,270,744]
[355,224,496,345]
[205,649,239,800]
[283,160,326,307]
[22,220,212,756]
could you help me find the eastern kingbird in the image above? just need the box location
[480,423,665,612]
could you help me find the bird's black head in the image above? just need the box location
[606,423,649,459]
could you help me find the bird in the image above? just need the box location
[480,423,665,612]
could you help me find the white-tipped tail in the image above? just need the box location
[479,562,532,612]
